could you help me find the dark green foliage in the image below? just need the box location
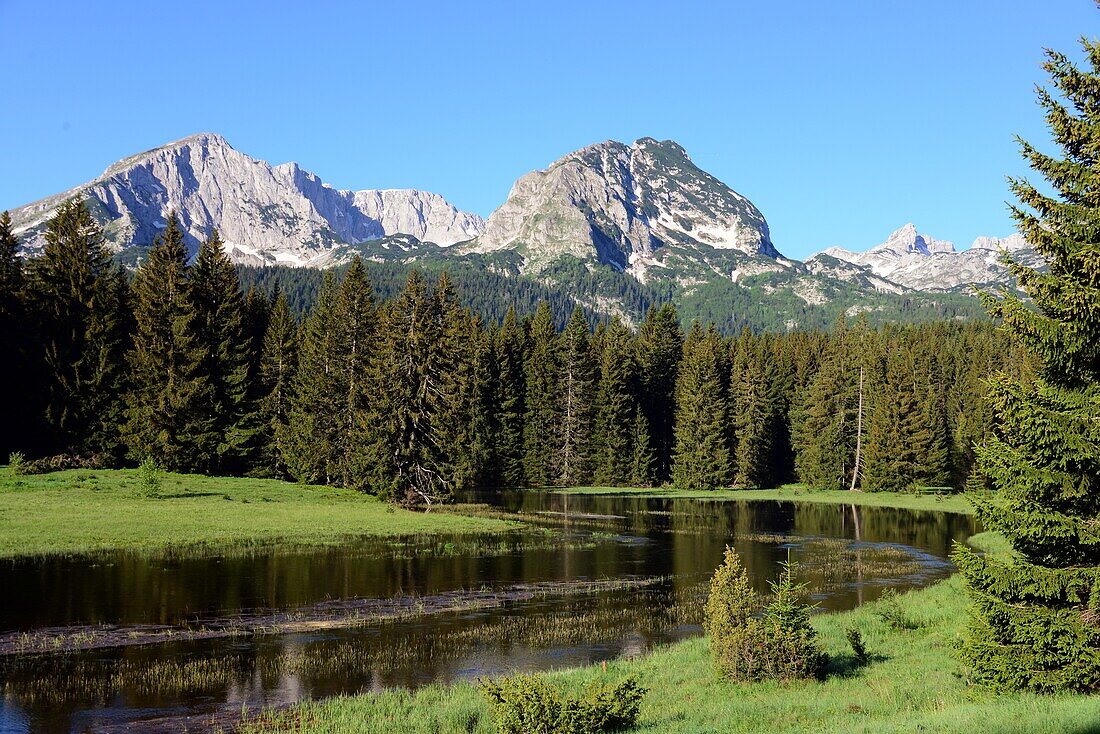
[730,331,778,488]
[846,627,868,666]
[791,318,861,491]
[556,307,596,486]
[479,674,646,734]
[629,407,656,487]
[284,273,343,484]
[26,200,129,460]
[489,308,527,487]
[187,231,256,473]
[123,215,210,471]
[636,304,682,482]
[257,289,298,478]
[705,547,827,682]
[523,302,559,487]
[672,324,730,489]
[955,35,1100,693]
[363,271,480,505]
[592,318,636,486]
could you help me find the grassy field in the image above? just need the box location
[556,484,976,515]
[0,468,519,558]
[236,534,1100,734]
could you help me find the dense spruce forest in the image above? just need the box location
[0,203,1030,504]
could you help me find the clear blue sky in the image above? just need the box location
[0,1,1094,258]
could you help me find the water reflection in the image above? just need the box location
[0,492,975,733]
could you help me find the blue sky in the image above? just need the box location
[0,1,1094,258]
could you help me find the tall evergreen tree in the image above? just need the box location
[556,307,595,486]
[637,304,683,482]
[332,257,375,488]
[629,406,656,487]
[791,318,861,490]
[364,270,460,505]
[187,231,255,473]
[490,307,527,486]
[285,273,342,483]
[730,336,777,488]
[124,215,209,470]
[861,352,923,492]
[672,324,731,489]
[954,37,1100,692]
[30,200,129,460]
[257,288,298,478]
[523,301,559,486]
[592,318,636,486]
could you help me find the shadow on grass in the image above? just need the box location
[824,652,888,679]
[148,491,226,500]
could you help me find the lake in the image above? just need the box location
[0,491,975,733]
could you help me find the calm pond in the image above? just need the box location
[0,491,975,733]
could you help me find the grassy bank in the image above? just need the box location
[236,535,1099,734]
[0,468,519,558]
[556,484,975,515]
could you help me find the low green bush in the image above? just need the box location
[17,453,103,475]
[138,458,163,497]
[479,673,646,733]
[846,627,868,665]
[705,546,828,682]
[873,588,923,631]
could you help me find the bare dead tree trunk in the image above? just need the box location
[850,366,864,492]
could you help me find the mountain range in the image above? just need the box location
[7,133,1036,327]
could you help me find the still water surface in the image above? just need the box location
[0,491,975,733]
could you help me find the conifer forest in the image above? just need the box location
[0,205,1029,505]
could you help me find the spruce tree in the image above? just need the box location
[187,231,254,473]
[861,352,923,492]
[672,324,731,489]
[629,406,656,487]
[791,318,860,490]
[332,257,375,488]
[30,200,129,460]
[954,38,1100,693]
[556,307,595,486]
[523,301,559,486]
[364,270,459,505]
[592,318,636,486]
[285,273,342,483]
[124,215,210,470]
[257,288,298,478]
[490,307,527,486]
[730,337,776,488]
[637,304,683,482]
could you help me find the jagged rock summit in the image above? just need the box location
[466,137,783,279]
[811,224,1039,291]
[9,133,485,265]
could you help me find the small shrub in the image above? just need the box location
[7,452,25,473]
[479,674,645,734]
[846,627,868,665]
[874,588,922,631]
[19,453,104,475]
[138,458,162,498]
[705,547,828,682]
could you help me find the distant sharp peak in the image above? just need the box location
[869,223,955,256]
[103,131,235,175]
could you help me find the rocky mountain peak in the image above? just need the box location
[11,133,484,265]
[467,136,780,274]
[870,223,955,256]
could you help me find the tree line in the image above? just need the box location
[0,202,1029,503]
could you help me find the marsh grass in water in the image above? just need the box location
[231,537,1100,734]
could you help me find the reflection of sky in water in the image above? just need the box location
[0,493,974,734]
